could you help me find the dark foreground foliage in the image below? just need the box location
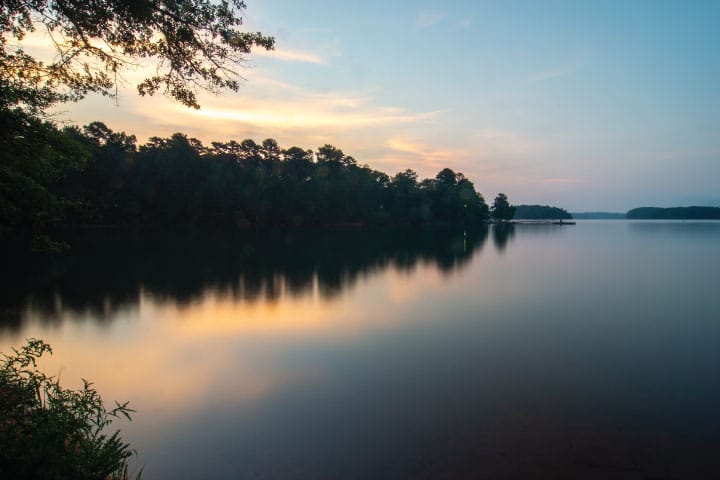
[0,339,138,479]
[1,0,274,112]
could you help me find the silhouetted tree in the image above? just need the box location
[514,204,571,220]
[1,0,274,112]
[2,117,498,235]
[0,109,90,237]
[491,193,516,222]
[626,206,720,219]
[1,2,273,248]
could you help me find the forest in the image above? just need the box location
[514,204,572,220]
[1,110,513,240]
[0,0,519,251]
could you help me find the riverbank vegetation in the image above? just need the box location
[0,339,138,479]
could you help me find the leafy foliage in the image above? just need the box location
[0,338,137,479]
[0,0,274,111]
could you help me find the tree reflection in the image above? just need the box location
[492,224,515,252]
[0,227,494,331]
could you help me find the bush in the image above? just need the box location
[0,339,139,479]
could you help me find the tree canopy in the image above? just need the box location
[491,193,516,222]
[0,0,274,111]
[626,206,720,220]
[1,120,493,237]
[514,204,571,220]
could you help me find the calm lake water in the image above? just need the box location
[2,221,720,479]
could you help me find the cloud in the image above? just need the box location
[167,78,442,130]
[385,137,466,162]
[59,72,443,151]
[252,47,327,64]
[414,10,445,29]
[373,137,497,180]
[185,103,439,129]
[18,25,332,68]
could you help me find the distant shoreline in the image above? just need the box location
[571,212,625,220]
[626,206,720,220]
[573,206,720,220]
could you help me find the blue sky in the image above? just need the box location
[60,0,720,211]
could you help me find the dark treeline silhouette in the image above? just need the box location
[490,193,516,222]
[1,112,492,236]
[626,206,720,220]
[514,204,572,220]
[0,226,521,332]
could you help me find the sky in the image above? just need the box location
[48,1,720,211]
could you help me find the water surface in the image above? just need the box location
[2,221,719,478]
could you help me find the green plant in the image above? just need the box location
[0,338,139,479]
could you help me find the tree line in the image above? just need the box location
[626,206,720,220]
[514,205,572,220]
[1,112,518,238]
[1,0,518,248]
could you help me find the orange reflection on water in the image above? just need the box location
[140,262,455,340]
[2,260,471,426]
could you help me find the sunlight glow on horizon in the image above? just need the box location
[185,104,441,128]
[36,0,720,211]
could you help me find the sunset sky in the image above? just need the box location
[55,1,720,211]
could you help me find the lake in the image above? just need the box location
[2,221,719,479]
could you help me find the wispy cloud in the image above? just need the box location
[186,104,439,129]
[62,74,442,148]
[20,27,332,66]
[171,77,442,129]
[252,47,327,64]
[386,137,467,163]
[414,9,445,29]
[372,135,558,197]
[374,137,498,180]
